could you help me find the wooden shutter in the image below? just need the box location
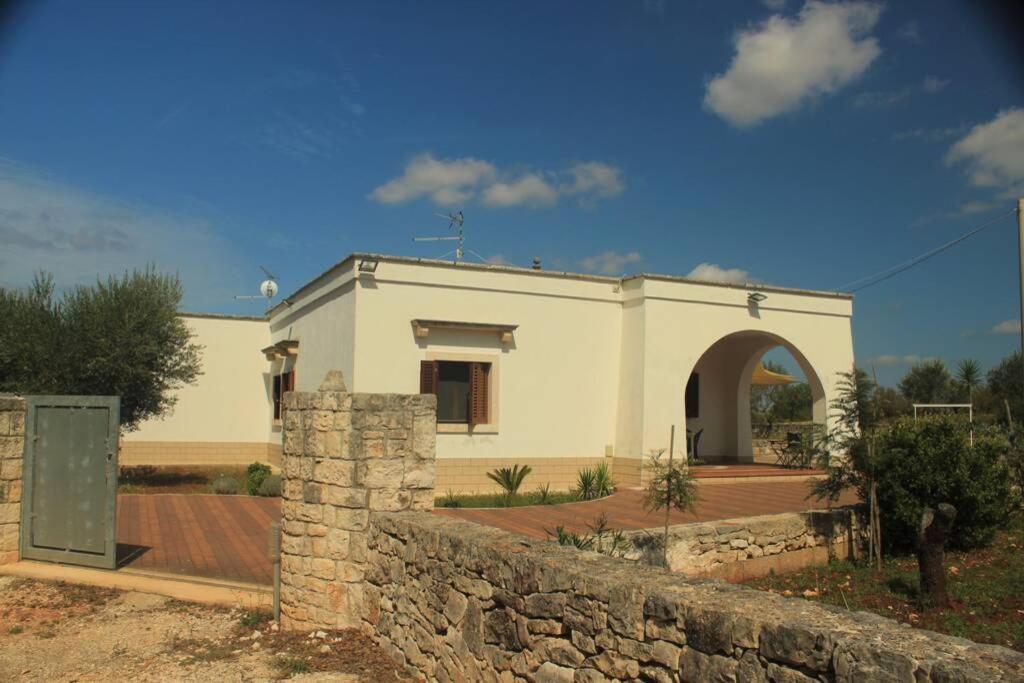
[273,374,282,420]
[469,362,490,426]
[420,360,438,395]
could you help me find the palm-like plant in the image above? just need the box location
[575,467,598,500]
[956,358,982,404]
[486,464,532,506]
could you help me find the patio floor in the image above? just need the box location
[434,479,858,540]
[117,494,280,586]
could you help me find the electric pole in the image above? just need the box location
[1018,198,1024,400]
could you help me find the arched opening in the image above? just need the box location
[683,331,826,464]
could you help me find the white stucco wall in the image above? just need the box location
[348,261,623,462]
[633,277,854,461]
[124,314,273,444]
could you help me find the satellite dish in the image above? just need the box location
[234,265,280,303]
[260,279,279,299]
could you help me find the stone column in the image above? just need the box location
[0,396,26,565]
[279,371,436,630]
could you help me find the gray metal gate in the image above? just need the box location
[20,396,119,569]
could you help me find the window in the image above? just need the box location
[420,360,490,425]
[685,373,699,418]
[273,369,295,421]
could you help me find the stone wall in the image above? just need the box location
[363,511,1024,682]
[624,507,867,582]
[278,371,437,631]
[0,396,25,565]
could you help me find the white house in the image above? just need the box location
[123,253,855,492]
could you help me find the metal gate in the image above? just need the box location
[20,396,119,569]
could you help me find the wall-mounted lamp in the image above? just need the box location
[358,259,379,273]
[747,292,767,304]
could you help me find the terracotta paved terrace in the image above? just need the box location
[435,479,857,540]
[117,494,280,586]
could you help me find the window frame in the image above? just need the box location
[419,353,499,433]
[273,367,296,422]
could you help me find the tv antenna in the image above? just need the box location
[413,211,485,263]
[234,265,279,303]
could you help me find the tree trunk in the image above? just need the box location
[917,503,957,609]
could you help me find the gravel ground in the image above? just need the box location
[0,577,407,682]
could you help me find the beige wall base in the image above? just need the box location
[437,456,609,494]
[119,441,281,467]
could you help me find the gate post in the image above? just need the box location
[0,396,26,565]
[278,371,436,631]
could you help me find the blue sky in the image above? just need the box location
[1,1,1022,386]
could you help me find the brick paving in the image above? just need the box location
[435,479,858,540]
[117,494,280,586]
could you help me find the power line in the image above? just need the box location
[839,207,1016,293]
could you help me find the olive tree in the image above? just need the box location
[0,268,202,430]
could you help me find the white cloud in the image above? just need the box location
[486,255,509,266]
[704,1,882,127]
[922,76,949,93]
[579,251,642,275]
[898,21,921,44]
[0,160,245,310]
[854,76,949,108]
[686,263,750,284]
[945,108,1024,189]
[482,173,558,207]
[991,320,1020,335]
[867,354,923,366]
[892,125,966,142]
[559,162,625,202]
[369,153,496,206]
[371,155,623,208]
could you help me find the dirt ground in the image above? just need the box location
[0,577,408,682]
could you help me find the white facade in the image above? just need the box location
[128,254,855,489]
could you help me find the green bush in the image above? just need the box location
[211,475,240,495]
[485,464,532,506]
[245,462,272,496]
[575,462,615,501]
[873,416,1012,551]
[257,474,282,497]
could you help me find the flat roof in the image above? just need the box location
[180,311,268,322]
[268,252,852,316]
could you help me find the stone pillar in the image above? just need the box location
[279,371,436,630]
[0,396,26,565]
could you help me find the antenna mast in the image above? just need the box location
[413,211,484,262]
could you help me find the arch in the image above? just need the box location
[681,329,827,463]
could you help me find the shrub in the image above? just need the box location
[575,462,615,500]
[257,474,282,497]
[245,462,272,496]
[872,416,1012,551]
[486,464,532,506]
[536,483,554,505]
[211,475,240,495]
[438,490,462,508]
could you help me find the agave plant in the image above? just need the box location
[593,462,615,497]
[575,467,598,500]
[486,464,532,506]
[546,525,594,551]
[535,482,554,505]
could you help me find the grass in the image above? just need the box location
[744,513,1024,651]
[118,465,254,494]
[436,489,596,509]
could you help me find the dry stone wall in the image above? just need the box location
[363,511,1024,682]
[278,371,437,631]
[0,396,25,565]
[624,507,868,581]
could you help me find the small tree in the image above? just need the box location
[0,268,202,430]
[899,359,952,405]
[643,444,698,567]
[987,352,1023,424]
